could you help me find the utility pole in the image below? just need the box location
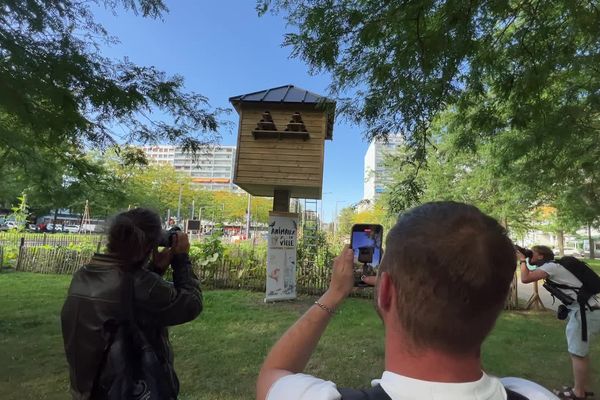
[176,184,183,222]
[191,199,195,220]
[199,207,203,234]
[245,194,252,239]
[320,192,332,230]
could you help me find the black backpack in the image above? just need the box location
[543,256,600,341]
[91,272,178,399]
[339,384,528,399]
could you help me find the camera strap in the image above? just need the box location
[544,280,595,341]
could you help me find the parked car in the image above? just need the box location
[554,247,584,258]
[47,223,63,232]
[64,225,80,233]
[0,224,9,232]
[5,221,18,230]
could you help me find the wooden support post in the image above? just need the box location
[525,280,546,311]
[506,272,519,310]
[273,190,290,213]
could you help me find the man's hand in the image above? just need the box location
[172,231,190,255]
[257,245,356,400]
[327,246,354,302]
[152,247,173,275]
[361,275,377,286]
[515,250,526,262]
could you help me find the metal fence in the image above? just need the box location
[0,232,104,249]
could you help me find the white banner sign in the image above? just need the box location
[266,212,298,301]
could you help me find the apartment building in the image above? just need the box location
[363,134,403,202]
[141,145,243,193]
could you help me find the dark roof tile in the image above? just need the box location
[229,84,332,104]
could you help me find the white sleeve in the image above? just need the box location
[538,262,559,277]
[501,377,559,400]
[266,373,342,400]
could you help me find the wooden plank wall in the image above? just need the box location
[235,106,325,188]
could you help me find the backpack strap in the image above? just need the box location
[339,385,528,400]
[338,385,391,400]
[338,385,528,400]
[506,387,529,400]
[580,302,589,342]
[89,319,118,397]
[90,271,134,396]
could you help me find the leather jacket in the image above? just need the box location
[61,253,202,400]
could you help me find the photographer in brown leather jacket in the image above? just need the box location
[61,208,202,400]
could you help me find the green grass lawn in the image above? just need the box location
[1,272,599,399]
[586,258,600,274]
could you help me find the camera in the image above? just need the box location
[515,245,533,259]
[557,304,569,320]
[158,226,181,247]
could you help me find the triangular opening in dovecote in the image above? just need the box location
[285,112,308,132]
[256,111,277,131]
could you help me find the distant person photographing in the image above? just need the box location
[257,202,557,400]
[518,245,600,400]
[61,208,202,399]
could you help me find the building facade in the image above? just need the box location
[141,145,243,193]
[363,134,403,202]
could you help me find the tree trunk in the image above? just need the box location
[52,209,58,233]
[589,224,595,260]
[558,230,565,256]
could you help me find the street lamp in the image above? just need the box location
[320,192,332,230]
[246,193,252,239]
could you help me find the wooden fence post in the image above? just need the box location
[16,237,25,271]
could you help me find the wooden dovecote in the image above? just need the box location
[229,85,335,201]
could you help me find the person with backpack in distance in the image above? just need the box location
[519,245,600,400]
[257,201,557,400]
[61,208,203,400]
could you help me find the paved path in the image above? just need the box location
[516,279,559,311]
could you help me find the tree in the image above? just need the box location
[260,0,600,208]
[1,0,221,184]
[0,142,121,218]
[553,182,600,257]
[212,191,272,224]
[380,115,536,235]
[335,199,394,239]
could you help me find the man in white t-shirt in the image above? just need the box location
[520,245,600,400]
[257,202,557,400]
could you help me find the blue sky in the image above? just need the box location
[93,1,370,222]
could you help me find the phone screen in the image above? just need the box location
[350,224,383,283]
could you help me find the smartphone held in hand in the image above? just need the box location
[349,224,383,286]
